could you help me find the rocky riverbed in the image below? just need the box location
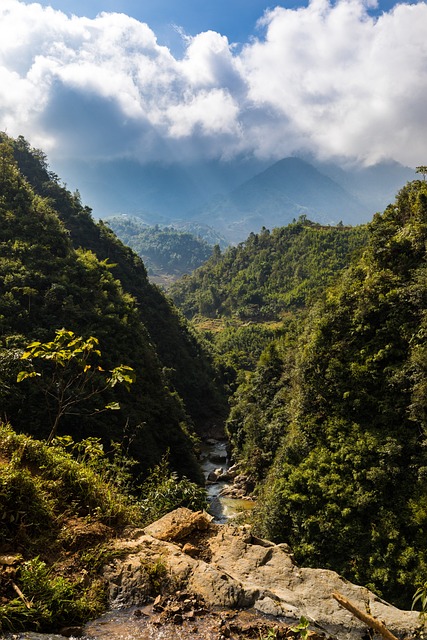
[6,508,423,640]
[200,439,256,523]
[99,508,421,640]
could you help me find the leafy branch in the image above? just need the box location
[17,329,136,443]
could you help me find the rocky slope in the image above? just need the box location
[102,509,421,640]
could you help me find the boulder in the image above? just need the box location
[207,468,224,482]
[144,508,212,542]
[104,510,421,640]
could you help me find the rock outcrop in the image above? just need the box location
[103,508,421,640]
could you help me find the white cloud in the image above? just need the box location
[241,0,427,165]
[1,0,427,166]
[166,89,240,137]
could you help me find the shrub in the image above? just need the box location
[140,455,207,524]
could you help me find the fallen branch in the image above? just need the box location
[11,581,32,609]
[332,592,398,640]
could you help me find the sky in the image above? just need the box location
[1,0,427,171]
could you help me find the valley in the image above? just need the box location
[0,133,426,637]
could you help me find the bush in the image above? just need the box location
[140,455,207,524]
[0,557,105,633]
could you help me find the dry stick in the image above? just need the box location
[332,592,398,640]
[11,580,32,609]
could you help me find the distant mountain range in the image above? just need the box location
[57,155,414,243]
[196,157,364,242]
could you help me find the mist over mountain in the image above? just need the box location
[55,156,268,222]
[63,155,413,243]
[195,158,369,242]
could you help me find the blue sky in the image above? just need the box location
[28,0,409,49]
[1,0,427,172]
[24,1,313,50]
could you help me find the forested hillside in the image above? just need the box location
[3,129,427,616]
[225,179,427,607]
[170,221,368,321]
[105,217,214,280]
[0,134,226,479]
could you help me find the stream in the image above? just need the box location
[200,439,255,523]
[6,440,255,640]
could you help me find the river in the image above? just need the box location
[200,439,255,523]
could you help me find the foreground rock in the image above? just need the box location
[103,508,421,640]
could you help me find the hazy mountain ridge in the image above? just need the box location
[196,157,372,242]
[56,154,413,243]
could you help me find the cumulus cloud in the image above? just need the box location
[1,0,427,166]
[241,0,427,165]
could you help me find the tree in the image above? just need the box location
[416,166,427,181]
[17,329,136,443]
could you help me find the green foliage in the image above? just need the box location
[237,179,427,607]
[0,424,141,537]
[259,628,278,640]
[106,217,214,277]
[0,557,105,633]
[290,616,310,640]
[53,434,138,494]
[18,329,135,442]
[212,321,285,374]
[170,220,368,321]
[141,557,169,595]
[0,424,141,632]
[0,132,212,480]
[140,455,208,525]
[226,341,292,480]
[0,424,208,632]
[412,582,427,622]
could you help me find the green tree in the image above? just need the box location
[17,329,136,443]
[416,166,427,181]
[247,179,427,606]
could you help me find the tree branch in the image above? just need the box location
[332,592,399,640]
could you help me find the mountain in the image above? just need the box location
[195,157,367,242]
[0,133,228,478]
[54,156,267,220]
[52,155,413,243]
[309,157,415,213]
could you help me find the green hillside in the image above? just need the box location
[0,134,227,478]
[9,134,228,437]
[105,217,214,280]
[170,219,368,377]
[170,220,368,321]
[226,179,427,607]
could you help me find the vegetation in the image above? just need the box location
[0,424,207,632]
[17,329,136,443]
[0,132,226,469]
[223,179,427,608]
[170,220,368,321]
[3,130,427,624]
[106,216,214,278]
[170,218,368,402]
[139,455,208,524]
